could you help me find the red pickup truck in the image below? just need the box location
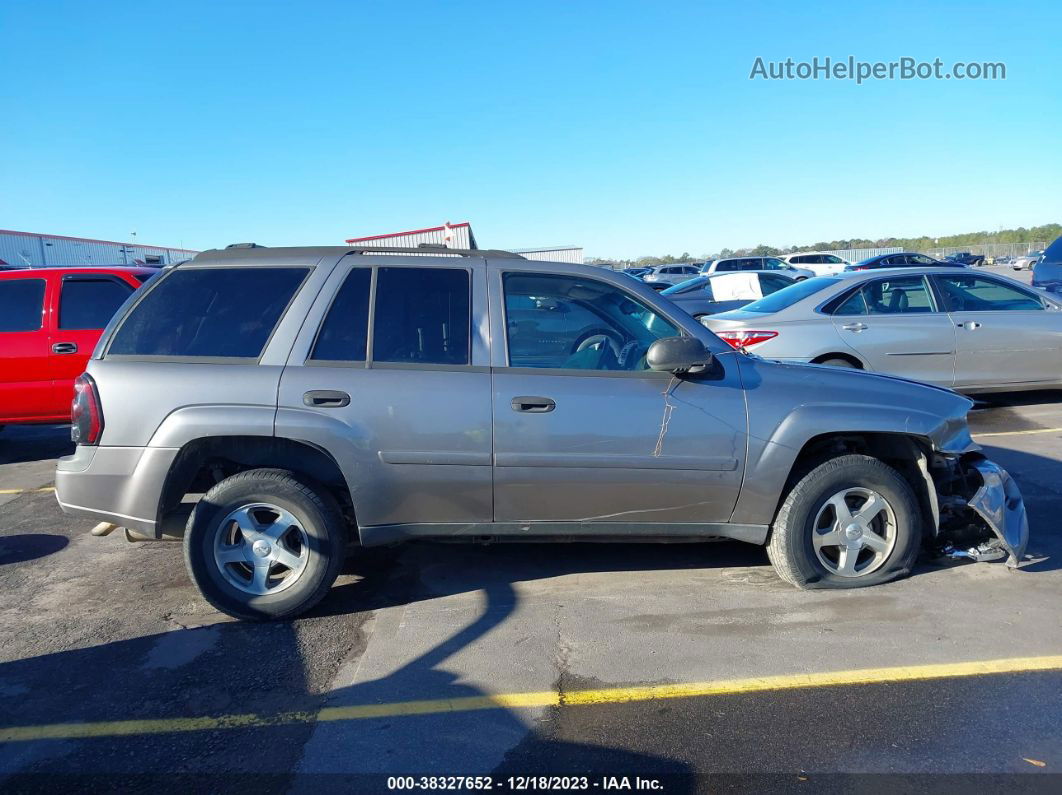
[0,266,154,429]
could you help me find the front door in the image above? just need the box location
[490,269,747,527]
[931,272,1062,389]
[829,274,956,387]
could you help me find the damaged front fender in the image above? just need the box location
[966,458,1029,568]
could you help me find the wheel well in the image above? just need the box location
[779,432,936,539]
[810,352,864,368]
[159,436,356,536]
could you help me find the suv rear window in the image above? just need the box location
[107,267,307,358]
[372,267,470,365]
[0,279,45,332]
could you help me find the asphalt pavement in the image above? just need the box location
[0,367,1059,792]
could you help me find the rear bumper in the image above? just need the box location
[966,458,1029,567]
[54,445,178,537]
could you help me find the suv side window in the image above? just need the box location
[763,258,788,270]
[107,267,308,358]
[503,273,678,371]
[310,268,371,361]
[861,276,935,314]
[59,277,134,330]
[823,255,844,264]
[372,267,470,365]
[933,274,1045,312]
[0,279,46,332]
[715,260,737,272]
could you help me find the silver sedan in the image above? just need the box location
[701,267,1062,393]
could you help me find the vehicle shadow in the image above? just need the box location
[0,544,702,793]
[0,533,68,566]
[0,425,73,466]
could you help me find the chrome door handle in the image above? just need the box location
[958,321,982,330]
[841,322,868,332]
[511,396,556,413]
[51,342,78,354]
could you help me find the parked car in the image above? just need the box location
[621,267,652,279]
[846,252,963,271]
[641,263,702,289]
[700,256,814,281]
[702,268,1062,393]
[779,252,850,276]
[1012,250,1044,271]
[661,271,799,317]
[1032,237,1062,294]
[0,266,154,431]
[943,252,985,267]
[55,247,1026,620]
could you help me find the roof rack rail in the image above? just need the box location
[345,246,526,259]
[225,242,266,249]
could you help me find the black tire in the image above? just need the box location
[817,357,859,369]
[766,454,922,589]
[183,468,346,621]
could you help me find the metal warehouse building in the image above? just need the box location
[346,222,583,263]
[0,229,198,268]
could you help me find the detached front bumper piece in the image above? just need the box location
[966,458,1029,567]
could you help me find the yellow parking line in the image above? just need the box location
[974,427,1062,438]
[0,486,55,495]
[1,654,1059,744]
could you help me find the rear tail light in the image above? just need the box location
[71,374,104,445]
[715,330,779,349]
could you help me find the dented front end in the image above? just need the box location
[929,451,1029,567]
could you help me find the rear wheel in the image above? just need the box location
[183,468,346,620]
[816,357,859,369]
[767,454,921,589]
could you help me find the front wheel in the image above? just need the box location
[767,454,922,589]
[183,468,346,620]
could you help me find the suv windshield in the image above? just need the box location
[739,276,840,313]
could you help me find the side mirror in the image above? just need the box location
[646,336,712,374]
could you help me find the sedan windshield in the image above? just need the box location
[739,276,841,313]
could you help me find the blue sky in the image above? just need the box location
[1,0,1058,258]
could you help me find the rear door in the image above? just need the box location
[829,274,956,386]
[931,272,1062,388]
[276,256,494,533]
[0,274,53,422]
[50,273,137,415]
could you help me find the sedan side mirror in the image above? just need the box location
[646,336,712,374]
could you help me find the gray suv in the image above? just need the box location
[55,246,1028,620]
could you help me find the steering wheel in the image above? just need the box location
[575,332,623,359]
